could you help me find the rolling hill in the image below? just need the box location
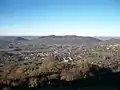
[102,38,120,44]
[24,35,102,45]
[0,36,29,49]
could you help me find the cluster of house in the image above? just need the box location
[21,50,75,63]
[100,44,120,50]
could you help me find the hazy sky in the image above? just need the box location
[0,0,120,36]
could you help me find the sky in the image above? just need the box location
[0,0,120,36]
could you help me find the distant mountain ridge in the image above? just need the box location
[0,36,29,42]
[102,38,120,44]
[1,36,120,49]
[0,35,102,45]
[95,36,120,41]
[14,37,29,42]
[0,36,29,48]
[25,35,102,45]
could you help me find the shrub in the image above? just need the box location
[76,59,91,70]
[40,59,61,73]
[63,67,83,81]
[7,67,26,79]
[29,78,38,87]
